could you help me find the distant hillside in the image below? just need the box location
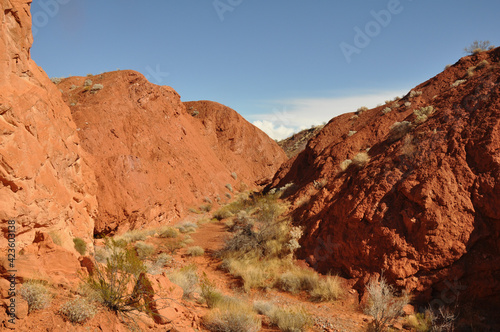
[277,125,324,158]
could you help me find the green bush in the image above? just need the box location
[85,246,147,313]
[73,237,87,255]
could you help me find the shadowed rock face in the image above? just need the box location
[0,0,98,251]
[270,48,500,306]
[58,75,287,234]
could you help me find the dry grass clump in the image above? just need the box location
[356,106,369,115]
[364,276,410,332]
[352,151,370,167]
[59,297,97,323]
[203,299,262,332]
[382,107,392,115]
[146,253,172,275]
[159,226,179,238]
[20,280,51,313]
[276,269,318,294]
[168,264,199,298]
[413,106,435,125]
[254,302,311,332]
[134,241,155,260]
[348,130,357,137]
[409,90,422,98]
[176,222,198,234]
[476,59,489,69]
[339,159,353,172]
[389,121,412,142]
[186,246,205,257]
[451,79,467,87]
[309,275,344,302]
[200,204,213,212]
[115,229,155,244]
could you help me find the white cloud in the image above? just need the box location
[248,89,407,140]
[253,120,295,141]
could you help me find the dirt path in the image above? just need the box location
[166,216,371,332]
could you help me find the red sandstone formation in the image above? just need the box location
[0,0,97,252]
[57,75,287,234]
[270,48,500,308]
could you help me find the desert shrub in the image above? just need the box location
[186,246,205,257]
[183,238,195,245]
[146,253,171,275]
[414,106,435,125]
[94,247,110,263]
[134,241,155,260]
[20,280,51,313]
[176,222,198,234]
[409,90,422,98]
[476,59,489,69]
[339,159,352,172]
[225,183,233,193]
[406,312,432,332]
[451,79,466,88]
[191,110,199,116]
[276,269,317,294]
[49,231,62,246]
[168,264,198,298]
[382,107,392,114]
[389,121,412,141]
[364,275,410,332]
[356,106,368,115]
[203,300,261,332]
[350,114,359,120]
[85,246,147,313]
[73,237,87,255]
[231,172,237,180]
[200,204,213,212]
[200,273,225,309]
[83,79,93,87]
[352,152,370,167]
[253,300,274,315]
[115,229,154,244]
[59,297,97,323]
[348,130,357,137]
[225,193,232,200]
[467,66,477,77]
[50,77,62,84]
[159,227,178,238]
[267,306,312,332]
[464,40,492,54]
[309,275,343,302]
[90,84,103,93]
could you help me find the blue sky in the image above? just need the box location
[31,0,500,139]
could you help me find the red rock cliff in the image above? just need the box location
[0,0,97,250]
[58,74,287,234]
[270,49,500,307]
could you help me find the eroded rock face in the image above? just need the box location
[0,0,97,251]
[270,49,500,306]
[58,75,287,234]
